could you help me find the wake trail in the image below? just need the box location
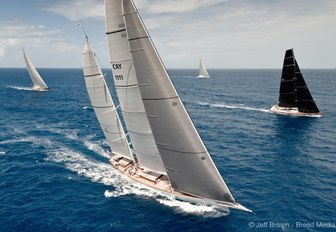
[7,86,33,91]
[5,122,228,217]
[196,101,271,113]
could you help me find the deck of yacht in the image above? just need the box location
[109,156,174,194]
[270,105,322,117]
[109,155,251,213]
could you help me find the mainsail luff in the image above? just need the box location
[294,60,320,113]
[82,37,133,159]
[278,49,296,107]
[104,0,167,174]
[22,49,48,89]
[198,58,210,78]
[122,0,236,204]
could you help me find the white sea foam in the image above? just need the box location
[7,86,33,91]
[0,151,6,155]
[7,122,227,217]
[158,198,228,217]
[196,101,271,113]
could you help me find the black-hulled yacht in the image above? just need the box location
[270,49,322,117]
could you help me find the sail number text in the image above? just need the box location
[112,64,122,69]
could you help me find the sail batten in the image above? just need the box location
[122,0,236,203]
[105,0,167,174]
[82,37,133,159]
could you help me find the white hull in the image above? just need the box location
[197,75,210,79]
[109,155,251,213]
[270,105,322,117]
[32,85,49,91]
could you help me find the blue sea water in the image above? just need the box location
[0,68,335,232]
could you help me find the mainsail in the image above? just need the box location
[22,49,48,90]
[122,0,237,204]
[105,0,166,174]
[278,48,320,113]
[82,36,133,159]
[294,60,320,113]
[198,58,210,78]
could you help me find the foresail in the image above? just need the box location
[122,0,236,203]
[294,59,320,113]
[22,49,48,89]
[104,0,166,174]
[82,38,133,159]
[278,49,296,107]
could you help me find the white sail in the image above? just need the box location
[104,0,166,174]
[82,37,133,159]
[22,49,49,90]
[198,58,210,78]
[122,0,240,205]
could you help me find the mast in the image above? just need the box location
[294,59,320,113]
[22,49,48,89]
[278,49,297,107]
[122,0,237,204]
[82,35,133,159]
[104,0,166,174]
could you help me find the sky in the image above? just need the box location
[0,0,335,69]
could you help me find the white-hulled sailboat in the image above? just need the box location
[270,49,322,117]
[197,58,210,78]
[103,0,251,213]
[82,34,134,165]
[22,49,49,91]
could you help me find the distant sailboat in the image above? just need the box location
[197,58,210,78]
[22,49,49,91]
[82,34,133,162]
[270,49,322,117]
[103,0,251,213]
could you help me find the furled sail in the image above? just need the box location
[82,36,133,159]
[105,0,166,174]
[22,49,48,90]
[198,58,210,78]
[122,0,236,204]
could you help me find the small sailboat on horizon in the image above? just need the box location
[270,48,322,117]
[197,58,210,78]
[102,0,251,213]
[22,48,49,91]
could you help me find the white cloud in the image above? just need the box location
[43,0,104,22]
[0,39,17,57]
[139,0,227,14]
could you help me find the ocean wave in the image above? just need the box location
[82,106,93,110]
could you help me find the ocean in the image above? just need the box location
[0,68,335,231]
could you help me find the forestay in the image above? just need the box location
[105,0,166,174]
[122,0,236,203]
[82,37,133,159]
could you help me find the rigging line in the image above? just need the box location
[109,132,129,143]
[102,104,120,114]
